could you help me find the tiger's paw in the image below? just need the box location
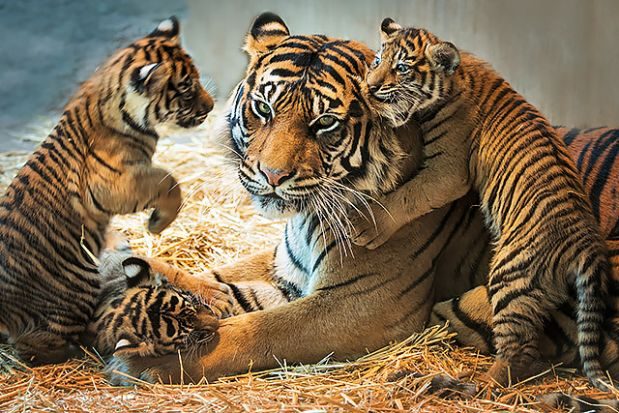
[350,204,400,250]
[186,273,235,319]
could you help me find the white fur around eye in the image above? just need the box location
[123,264,142,279]
[157,19,174,32]
[115,339,131,350]
[139,63,158,80]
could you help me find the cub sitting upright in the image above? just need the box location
[0,17,213,364]
[353,19,611,390]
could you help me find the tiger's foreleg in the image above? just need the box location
[106,287,394,384]
[141,249,283,318]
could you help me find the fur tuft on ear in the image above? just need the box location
[148,16,180,45]
[380,18,402,42]
[425,41,460,75]
[243,12,290,60]
[121,257,151,288]
[130,63,168,93]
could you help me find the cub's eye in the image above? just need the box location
[314,115,340,132]
[395,63,409,74]
[372,54,381,68]
[252,100,272,119]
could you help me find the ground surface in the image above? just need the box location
[0,117,614,412]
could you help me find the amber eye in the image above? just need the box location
[252,99,272,119]
[314,115,340,133]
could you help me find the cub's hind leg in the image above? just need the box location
[485,251,559,386]
[12,327,79,365]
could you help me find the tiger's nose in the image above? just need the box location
[368,84,380,93]
[259,164,294,187]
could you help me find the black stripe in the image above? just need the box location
[317,272,376,292]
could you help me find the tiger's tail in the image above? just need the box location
[538,393,619,413]
[575,251,612,391]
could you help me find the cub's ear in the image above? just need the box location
[131,62,169,93]
[380,18,402,43]
[244,12,290,60]
[121,257,151,288]
[148,16,180,45]
[425,41,460,75]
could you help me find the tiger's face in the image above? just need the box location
[367,19,461,127]
[95,17,214,136]
[225,13,405,218]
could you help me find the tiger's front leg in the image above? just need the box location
[107,287,395,384]
[142,249,288,318]
[90,165,181,234]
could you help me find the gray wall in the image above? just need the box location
[186,0,619,128]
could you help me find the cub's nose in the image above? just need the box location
[259,164,294,187]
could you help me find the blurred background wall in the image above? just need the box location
[1,0,617,150]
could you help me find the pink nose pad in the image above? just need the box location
[259,165,294,187]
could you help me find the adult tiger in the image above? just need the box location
[0,17,215,364]
[105,14,618,391]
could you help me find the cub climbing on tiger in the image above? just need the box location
[353,18,612,390]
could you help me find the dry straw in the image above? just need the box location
[0,114,615,412]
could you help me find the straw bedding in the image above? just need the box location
[0,114,615,412]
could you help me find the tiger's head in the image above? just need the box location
[85,16,214,136]
[224,13,407,218]
[367,18,461,127]
[85,254,218,358]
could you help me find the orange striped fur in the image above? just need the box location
[0,17,213,364]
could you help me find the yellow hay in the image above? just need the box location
[0,113,614,412]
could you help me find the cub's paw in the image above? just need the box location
[147,175,182,234]
[349,204,400,250]
[105,351,193,386]
[105,353,160,386]
[428,374,477,399]
[148,207,177,234]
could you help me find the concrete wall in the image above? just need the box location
[185,0,619,128]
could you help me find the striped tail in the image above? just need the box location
[576,253,612,391]
[538,393,619,413]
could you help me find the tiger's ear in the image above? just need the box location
[380,18,402,43]
[131,62,169,94]
[148,16,181,45]
[244,12,290,60]
[122,257,151,288]
[425,41,460,75]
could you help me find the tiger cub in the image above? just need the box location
[0,17,213,365]
[83,252,218,359]
[353,19,611,390]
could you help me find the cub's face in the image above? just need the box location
[101,17,214,136]
[366,18,461,127]
[226,13,402,218]
[91,255,217,358]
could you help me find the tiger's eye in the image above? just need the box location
[318,115,337,128]
[257,101,271,116]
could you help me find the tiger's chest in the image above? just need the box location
[273,214,338,296]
